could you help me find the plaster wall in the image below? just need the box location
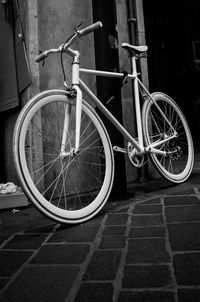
[37,0,96,95]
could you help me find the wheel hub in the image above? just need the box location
[60,148,78,159]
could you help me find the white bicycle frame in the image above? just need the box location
[63,47,177,157]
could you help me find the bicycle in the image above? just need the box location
[13,21,194,224]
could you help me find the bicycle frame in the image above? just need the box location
[64,47,177,157]
[13,21,193,226]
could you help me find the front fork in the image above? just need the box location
[74,85,82,152]
[61,50,82,157]
[60,85,82,157]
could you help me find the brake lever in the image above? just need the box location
[73,20,83,33]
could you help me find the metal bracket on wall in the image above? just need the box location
[128,18,137,24]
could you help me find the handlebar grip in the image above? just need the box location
[78,21,103,37]
[35,51,48,63]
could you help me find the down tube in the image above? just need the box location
[79,79,142,152]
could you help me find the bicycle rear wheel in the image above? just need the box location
[142,92,194,183]
[13,90,114,224]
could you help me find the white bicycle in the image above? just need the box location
[13,22,194,224]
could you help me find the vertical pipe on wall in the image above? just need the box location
[27,0,40,99]
[127,0,136,45]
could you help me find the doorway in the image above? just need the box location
[143,0,200,150]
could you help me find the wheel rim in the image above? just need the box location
[17,95,113,222]
[144,94,193,182]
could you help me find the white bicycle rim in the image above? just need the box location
[13,90,114,223]
[142,92,194,183]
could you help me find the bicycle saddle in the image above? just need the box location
[122,43,148,56]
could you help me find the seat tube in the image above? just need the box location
[132,56,144,148]
[72,51,82,151]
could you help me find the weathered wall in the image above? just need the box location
[25,0,98,191]
[7,0,149,187]
[37,0,96,93]
[27,0,146,186]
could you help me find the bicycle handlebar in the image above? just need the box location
[77,21,103,37]
[35,51,50,63]
[35,21,103,63]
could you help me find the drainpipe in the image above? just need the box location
[127,0,148,87]
[127,0,137,45]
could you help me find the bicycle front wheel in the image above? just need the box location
[142,92,194,183]
[13,90,114,224]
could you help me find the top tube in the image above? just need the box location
[79,68,136,79]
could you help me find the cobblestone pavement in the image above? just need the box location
[1,170,200,302]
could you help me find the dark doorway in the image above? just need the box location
[92,0,127,196]
[143,0,200,149]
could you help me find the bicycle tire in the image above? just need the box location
[142,92,194,183]
[13,90,114,224]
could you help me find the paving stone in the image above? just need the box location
[169,188,195,196]
[122,265,172,288]
[25,223,56,233]
[164,195,200,206]
[126,238,170,263]
[178,289,200,302]
[105,214,129,225]
[0,278,10,290]
[75,283,113,302]
[0,237,6,245]
[99,236,126,249]
[48,223,100,243]
[118,290,175,302]
[2,234,47,250]
[0,251,33,277]
[133,204,162,214]
[168,222,200,251]
[142,198,161,205]
[31,244,90,264]
[174,253,200,285]
[1,266,79,302]
[165,206,200,223]
[103,226,126,236]
[115,207,129,213]
[83,250,121,280]
[131,214,163,227]
[129,226,166,238]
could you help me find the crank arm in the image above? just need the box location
[144,146,167,156]
[113,146,127,154]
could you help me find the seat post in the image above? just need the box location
[131,55,137,77]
